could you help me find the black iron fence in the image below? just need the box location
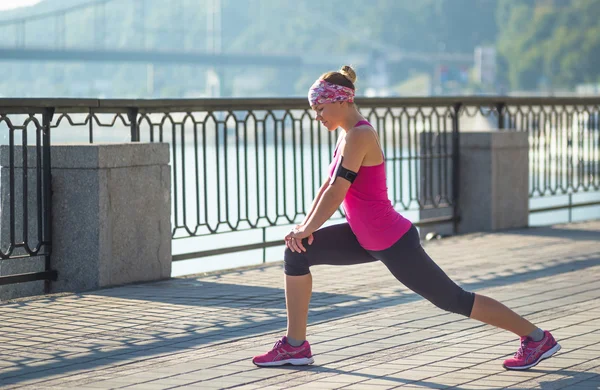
[500,102,600,217]
[0,107,57,289]
[459,99,600,218]
[1,97,599,279]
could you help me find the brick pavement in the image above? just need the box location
[0,221,599,389]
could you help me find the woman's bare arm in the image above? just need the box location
[300,178,330,226]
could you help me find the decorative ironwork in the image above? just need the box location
[0,108,57,289]
[1,97,598,270]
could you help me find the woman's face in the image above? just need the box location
[312,102,344,131]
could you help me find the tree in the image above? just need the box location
[497,0,600,90]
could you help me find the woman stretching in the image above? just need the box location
[252,66,560,371]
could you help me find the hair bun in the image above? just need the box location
[340,65,357,84]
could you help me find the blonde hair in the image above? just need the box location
[320,65,357,90]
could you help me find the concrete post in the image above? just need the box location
[1,143,172,299]
[420,131,529,236]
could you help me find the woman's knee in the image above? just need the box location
[429,288,475,317]
[283,247,310,276]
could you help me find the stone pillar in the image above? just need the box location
[420,131,529,235]
[1,143,172,299]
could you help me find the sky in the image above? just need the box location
[0,0,41,11]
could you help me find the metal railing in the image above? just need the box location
[1,97,460,266]
[0,107,57,289]
[1,96,599,274]
[460,99,600,217]
[500,102,600,217]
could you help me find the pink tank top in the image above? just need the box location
[328,120,412,250]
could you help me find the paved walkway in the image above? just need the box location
[0,221,599,390]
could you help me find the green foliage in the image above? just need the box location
[496,0,600,90]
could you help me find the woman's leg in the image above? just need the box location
[283,223,378,342]
[285,273,312,341]
[470,293,536,336]
[253,223,378,366]
[371,225,535,336]
[371,225,560,370]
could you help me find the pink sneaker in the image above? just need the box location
[252,336,314,367]
[503,330,561,370]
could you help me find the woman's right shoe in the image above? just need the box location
[252,336,314,367]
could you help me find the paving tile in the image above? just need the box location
[1,220,599,389]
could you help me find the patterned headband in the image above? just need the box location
[308,79,355,107]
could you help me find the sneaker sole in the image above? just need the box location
[503,343,561,370]
[253,357,314,367]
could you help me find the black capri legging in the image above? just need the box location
[284,223,475,317]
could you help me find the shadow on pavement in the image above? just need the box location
[0,232,598,386]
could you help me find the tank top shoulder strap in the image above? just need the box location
[333,132,344,157]
[354,120,372,128]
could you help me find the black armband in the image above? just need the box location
[330,156,358,184]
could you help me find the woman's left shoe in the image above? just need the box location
[503,330,561,370]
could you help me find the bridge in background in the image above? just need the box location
[0,0,473,68]
[0,0,475,97]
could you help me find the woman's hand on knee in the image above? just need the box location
[285,226,314,252]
